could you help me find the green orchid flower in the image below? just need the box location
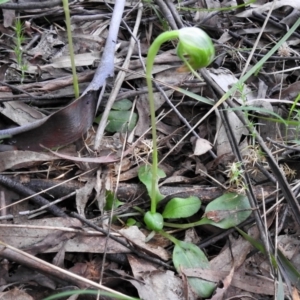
[143,27,215,231]
[176,27,215,72]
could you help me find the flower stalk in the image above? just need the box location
[144,27,215,230]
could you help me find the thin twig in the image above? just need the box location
[0,240,135,299]
[96,2,144,291]
[0,0,71,10]
[0,175,67,217]
[94,2,141,149]
[165,0,184,29]
[85,1,125,94]
[70,212,173,270]
[155,0,178,30]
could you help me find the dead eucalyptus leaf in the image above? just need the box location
[0,150,58,172]
[46,146,120,163]
[192,137,212,156]
[9,91,97,151]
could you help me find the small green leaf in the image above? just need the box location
[104,191,124,210]
[230,106,287,125]
[112,99,133,111]
[94,111,138,133]
[237,227,278,267]
[198,193,252,229]
[278,249,300,290]
[138,165,165,203]
[236,227,266,254]
[162,196,201,219]
[173,241,216,297]
[126,218,137,226]
[144,211,163,231]
[176,88,214,105]
[106,111,137,133]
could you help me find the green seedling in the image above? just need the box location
[126,218,140,227]
[200,193,252,229]
[129,14,300,299]
[136,27,217,297]
[14,18,28,83]
[155,229,216,298]
[143,27,214,231]
[135,28,254,297]
[104,191,124,210]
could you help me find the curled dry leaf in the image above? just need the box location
[9,91,97,151]
[46,147,120,164]
[0,150,58,172]
[119,226,170,261]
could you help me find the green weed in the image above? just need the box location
[14,18,28,83]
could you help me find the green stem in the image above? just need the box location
[62,0,79,99]
[164,218,207,229]
[158,229,180,245]
[146,30,179,214]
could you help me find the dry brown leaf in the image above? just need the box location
[183,267,287,295]
[192,137,212,156]
[236,0,300,18]
[75,177,97,216]
[274,81,300,100]
[0,150,59,172]
[1,101,45,126]
[127,254,157,278]
[210,266,235,300]
[2,8,15,28]
[292,287,300,300]
[0,287,34,300]
[46,147,120,163]
[0,218,130,254]
[119,226,170,261]
[130,270,186,300]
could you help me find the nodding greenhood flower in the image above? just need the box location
[176,27,215,72]
[143,27,215,231]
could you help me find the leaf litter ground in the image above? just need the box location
[1,0,300,299]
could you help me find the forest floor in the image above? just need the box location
[1,0,300,299]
